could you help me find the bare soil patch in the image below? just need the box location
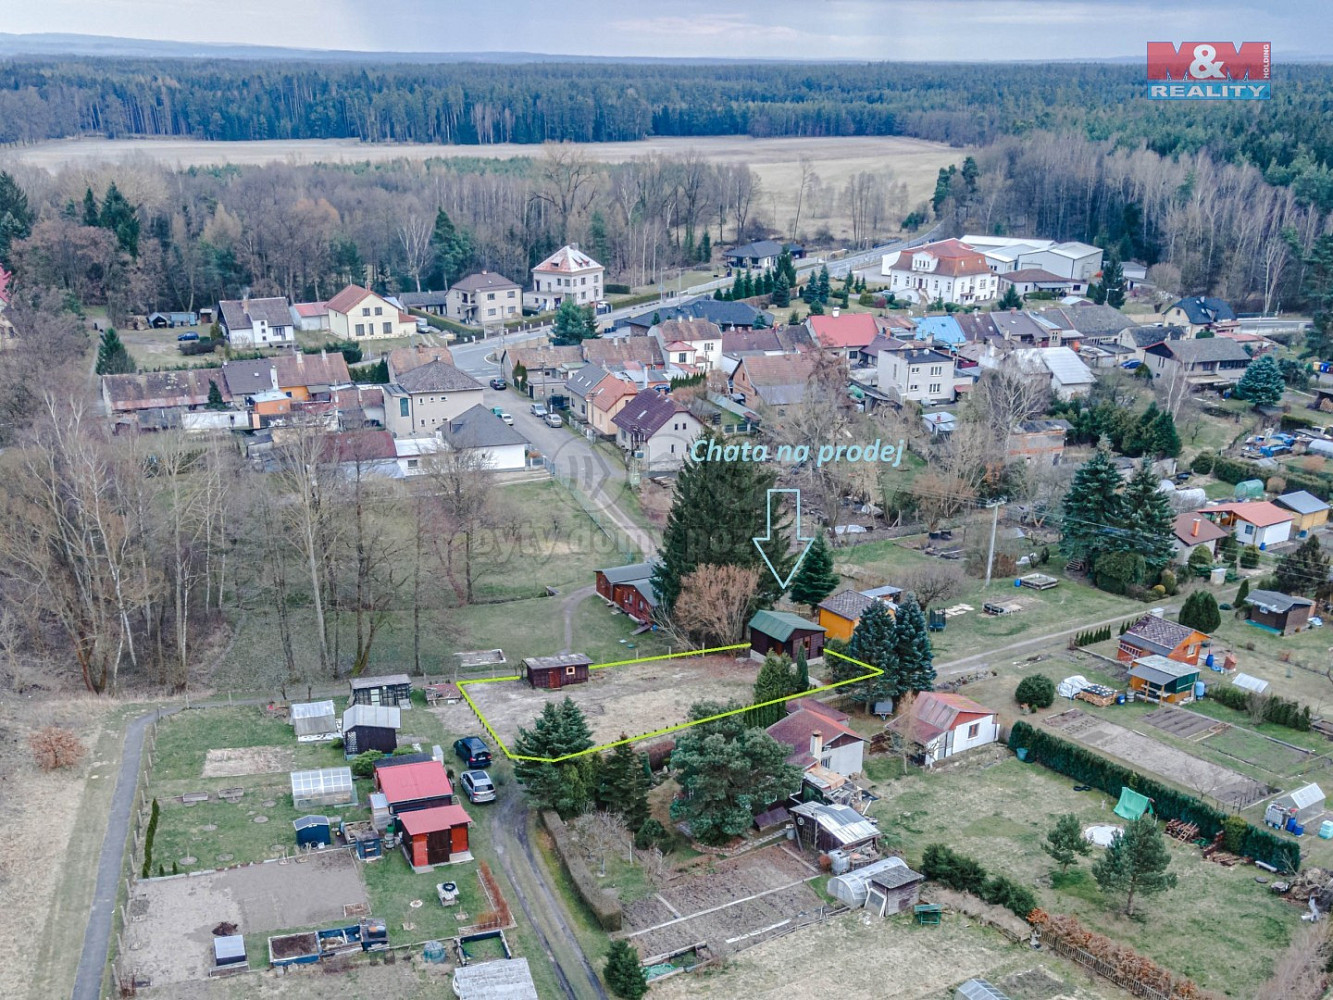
[142,959,443,1000]
[202,747,295,778]
[1141,707,1220,740]
[441,654,760,749]
[121,851,368,987]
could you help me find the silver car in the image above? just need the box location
[460,769,496,803]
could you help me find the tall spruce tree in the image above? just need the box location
[0,170,33,265]
[651,429,790,613]
[1178,590,1221,633]
[1102,252,1126,308]
[598,737,648,830]
[430,207,473,287]
[845,600,899,709]
[998,284,1022,310]
[771,271,791,307]
[816,265,831,303]
[81,187,99,227]
[794,646,810,694]
[788,533,838,611]
[748,653,797,727]
[206,379,227,410]
[1234,354,1285,406]
[98,182,140,256]
[1092,814,1177,916]
[605,940,648,1000]
[698,231,712,264]
[95,327,135,375]
[551,299,599,345]
[1150,409,1182,458]
[891,593,936,695]
[512,698,597,818]
[1059,449,1125,569]
[1118,462,1176,572]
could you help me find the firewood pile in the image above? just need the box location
[1029,910,1217,1000]
[1165,819,1199,842]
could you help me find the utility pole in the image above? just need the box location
[983,498,1007,588]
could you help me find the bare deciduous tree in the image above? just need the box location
[671,564,760,647]
[901,564,966,612]
[397,213,434,292]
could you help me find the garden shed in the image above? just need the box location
[827,855,924,915]
[1271,783,1326,826]
[789,801,880,853]
[397,803,473,870]
[1244,590,1315,635]
[523,652,593,690]
[748,609,825,662]
[292,814,332,848]
[290,767,356,810]
[342,704,400,756]
[289,700,339,742]
[1128,654,1199,704]
[348,673,413,709]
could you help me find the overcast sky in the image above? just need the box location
[4,1,1330,61]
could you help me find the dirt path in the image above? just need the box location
[560,585,598,652]
[489,793,608,1000]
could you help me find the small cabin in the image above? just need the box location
[827,856,925,917]
[1128,655,1200,705]
[398,804,473,871]
[373,759,454,814]
[524,653,593,690]
[293,814,332,848]
[748,610,825,663]
[1244,590,1315,635]
[342,705,401,757]
[349,673,413,709]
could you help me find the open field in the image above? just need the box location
[441,652,759,751]
[4,134,963,241]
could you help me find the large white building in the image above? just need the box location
[961,234,1104,286]
[881,239,998,305]
[528,245,605,312]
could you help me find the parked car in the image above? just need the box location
[453,736,492,769]
[415,318,430,332]
[494,410,514,426]
[459,770,496,804]
[543,412,563,428]
[530,403,548,417]
[489,377,507,390]
[176,331,200,342]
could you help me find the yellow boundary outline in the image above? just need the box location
[458,645,882,763]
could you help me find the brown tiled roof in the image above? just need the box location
[1125,613,1206,652]
[319,430,397,464]
[387,345,455,379]
[326,284,374,315]
[394,360,484,394]
[889,239,990,278]
[766,708,865,758]
[817,589,876,620]
[738,353,817,385]
[220,352,351,398]
[583,337,663,367]
[587,375,639,414]
[102,369,230,411]
[508,345,584,371]
[653,319,721,344]
[219,296,292,331]
[611,389,686,437]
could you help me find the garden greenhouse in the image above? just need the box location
[290,767,356,810]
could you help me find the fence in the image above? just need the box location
[547,464,642,564]
[1045,938,1173,1000]
[719,903,848,955]
[112,714,160,997]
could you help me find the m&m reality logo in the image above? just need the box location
[1146,42,1271,100]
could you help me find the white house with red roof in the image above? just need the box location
[327,284,417,340]
[805,310,879,362]
[881,239,998,305]
[1203,501,1294,549]
[290,300,331,332]
[528,244,604,312]
[889,692,999,765]
[766,701,867,778]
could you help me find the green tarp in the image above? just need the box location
[1113,786,1153,821]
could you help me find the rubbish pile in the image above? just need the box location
[1270,866,1333,902]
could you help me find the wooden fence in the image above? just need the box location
[1045,938,1174,1000]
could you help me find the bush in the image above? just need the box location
[919,844,1035,919]
[29,726,87,770]
[1240,545,1261,569]
[350,750,385,778]
[634,818,667,850]
[1281,414,1317,432]
[1158,569,1178,596]
[1222,815,1249,853]
[1189,452,1216,475]
[1210,685,1311,731]
[1015,675,1056,709]
[604,282,632,295]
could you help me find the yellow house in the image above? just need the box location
[327,284,418,340]
[816,587,901,642]
[1275,491,1330,535]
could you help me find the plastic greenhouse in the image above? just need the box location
[290,767,356,810]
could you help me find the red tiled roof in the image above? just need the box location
[375,761,453,805]
[1205,501,1294,528]
[1171,512,1229,546]
[396,803,472,836]
[888,238,991,278]
[326,284,374,315]
[808,312,879,349]
[293,301,328,317]
[766,708,865,756]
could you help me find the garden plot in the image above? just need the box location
[1142,707,1224,741]
[121,852,368,987]
[440,654,761,749]
[202,747,295,778]
[622,845,822,959]
[1200,726,1316,778]
[1045,710,1272,808]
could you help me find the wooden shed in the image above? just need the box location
[1128,655,1200,705]
[342,704,400,756]
[748,610,825,662]
[373,759,454,813]
[1244,590,1314,635]
[826,855,924,916]
[397,804,473,871]
[524,653,593,690]
[349,673,413,709]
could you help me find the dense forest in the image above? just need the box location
[2,59,1333,210]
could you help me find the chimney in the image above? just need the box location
[268,365,279,390]
[1191,517,1200,538]
[831,307,840,318]
[810,731,823,760]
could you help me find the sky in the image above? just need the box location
[2,0,1331,62]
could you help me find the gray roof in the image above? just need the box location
[1276,491,1329,516]
[989,311,1046,341]
[902,349,954,365]
[395,289,450,307]
[350,673,411,690]
[213,935,246,964]
[524,653,594,671]
[1041,303,1135,337]
[566,364,612,400]
[1125,613,1205,654]
[440,404,528,450]
[817,589,876,619]
[1245,590,1314,614]
[1171,296,1237,325]
[218,296,292,331]
[452,957,540,1000]
[827,855,921,895]
[628,296,767,331]
[394,360,484,394]
[342,704,401,730]
[449,271,521,293]
[1125,325,1186,348]
[291,700,336,719]
[599,563,654,585]
[1150,338,1250,363]
[725,239,786,259]
[1036,347,1094,385]
[612,389,686,438]
[1129,654,1199,686]
[789,801,879,844]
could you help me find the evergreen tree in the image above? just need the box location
[206,379,227,410]
[816,265,831,303]
[1234,354,1285,406]
[651,429,790,614]
[807,299,824,316]
[1088,279,1107,305]
[430,207,473,287]
[748,653,797,727]
[98,182,140,256]
[960,155,980,194]
[788,533,838,610]
[0,170,33,264]
[741,270,754,298]
[1150,409,1182,458]
[998,284,1022,310]
[891,593,935,695]
[598,737,648,829]
[794,646,810,694]
[713,288,725,301]
[551,299,599,345]
[752,312,769,329]
[777,251,797,287]
[1043,813,1092,873]
[605,940,648,1000]
[1178,590,1221,633]
[771,271,791,308]
[512,698,597,818]
[1059,449,1125,569]
[698,231,712,264]
[1092,814,1177,916]
[1275,535,1330,597]
[1236,578,1250,604]
[95,327,135,375]
[1119,463,1176,571]
[81,187,100,227]
[844,601,900,709]
[587,211,612,268]
[1102,252,1126,308]
[931,165,956,214]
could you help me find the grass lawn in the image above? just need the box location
[865,757,1293,997]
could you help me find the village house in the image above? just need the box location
[392,437,442,477]
[221,351,351,404]
[319,430,399,477]
[582,335,664,370]
[767,706,867,778]
[806,311,881,362]
[1275,491,1331,535]
[997,268,1083,297]
[524,653,593,689]
[528,244,604,312]
[723,239,803,271]
[732,353,819,408]
[1163,296,1239,336]
[622,296,769,334]
[395,289,451,317]
[881,238,998,305]
[290,301,331,332]
[594,563,658,623]
[985,311,1046,347]
[1035,303,1136,345]
[1144,337,1251,387]
[437,405,529,471]
[218,296,295,347]
[373,758,454,814]
[650,318,724,370]
[816,587,901,642]
[1119,324,1186,361]
[877,347,957,405]
[889,692,999,764]
[444,272,522,325]
[102,368,234,417]
[327,284,418,340]
[385,344,455,381]
[583,372,642,437]
[1244,590,1315,635]
[502,344,585,397]
[1128,654,1200,705]
[1118,613,1208,666]
[1009,347,1095,400]
[611,389,703,471]
[397,804,473,871]
[748,610,826,662]
[382,360,486,438]
[1204,501,1294,548]
[1006,419,1070,465]
[1171,512,1229,565]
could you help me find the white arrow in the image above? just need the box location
[752,488,815,590]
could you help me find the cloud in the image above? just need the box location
[612,14,800,42]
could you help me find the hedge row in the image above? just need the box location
[1074,626,1113,646]
[408,308,475,336]
[1208,684,1312,731]
[919,844,1038,919]
[541,810,623,930]
[1207,452,1333,498]
[1009,721,1300,871]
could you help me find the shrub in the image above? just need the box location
[1189,452,1216,475]
[920,844,1035,919]
[634,818,667,850]
[1015,675,1056,709]
[1151,584,1166,597]
[29,726,87,770]
[604,282,632,295]
[1222,815,1249,853]
[350,750,385,778]
[1158,569,1178,596]
[141,797,160,879]
[1240,545,1261,569]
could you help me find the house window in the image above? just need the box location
[507,291,515,298]
[929,383,941,394]
[909,384,919,391]
[361,307,370,316]
[488,308,496,317]
[566,666,577,676]
[399,398,409,417]
[382,322,391,334]
[487,292,495,301]
[407,458,419,469]
[374,306,383,316]
[967,723,980,739]
[930,365,942,376]
[355,323,365,336]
